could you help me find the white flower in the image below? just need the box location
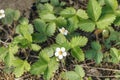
[0,9,5,19]
[59,27,68,35]
[55,47,67,60]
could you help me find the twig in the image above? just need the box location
[82,65,120,72]
[87,74,118,78]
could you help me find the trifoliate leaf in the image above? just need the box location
[44,58,59,80]
[71,47,85,61]
[75,65,85,77]
[97,14,116,29]
[60,7,76,18]
[70,36,88,48]
[78,19,95,32]
[13,59,30,77]
[105,0,118,11]
[46,22,56,37]
[33,19,46,33]
[87,0,102,21]
[76,9,88,19]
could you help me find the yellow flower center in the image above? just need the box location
[61,29,65,33]
[58,51,63,55]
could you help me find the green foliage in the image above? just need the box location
[85,41,103,64]
[71,47,85,61]
[1,0,120,79]
[60,7,76,18]
[110,48,120,63]
[33,19,56,43]
[61,65,85,80]
[70,36,88,48]
[87,0,102,21]
[78,19,95,32]
[2,8,20,25]
[76,9,88,19]
[13,59,30,77]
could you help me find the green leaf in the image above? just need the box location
[40,13,56,22]
[33,19,46,33]
[55,17,67,27]
[97,14,116,29]
[76,9,88,19]
[71,47,85,61]
[32,33,47,43]
[30,53,50,75]
[60,7,76,18]
[13,59,30,77]
[40,0,49,2]
[70,36,88,48]
[13,10,20,21]
[37,3,53,14]
[75,65,85,77]
[114,16,120,26]
[5,52,15,67]
[56,34,67,45]
[68,16,79,32]
[41,47,54,57]
[19,24,32,42]
[78,19,95,32]
[87,0,102,21]
[0,47,8,61]
[105,0,118,11]
[50,0,59,6]
[30,44,41,51]
[110,48,120,63]
[56,34,70,50]
[2,9,20,25]
[2,8,14,25]
[61,71,80,80]
[85,49,96,59]
[44,58,59,80]
[46,22,56,37]
[91,41,101,51]
[95,51,103,64]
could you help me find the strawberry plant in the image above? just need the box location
[0,0,120,79]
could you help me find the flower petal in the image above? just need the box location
[58,55,63,59]
[63,52,67,56]
[56,47,60,52]
[61,47,65,52]
[55,52,59,57]
[0,9,4,13]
